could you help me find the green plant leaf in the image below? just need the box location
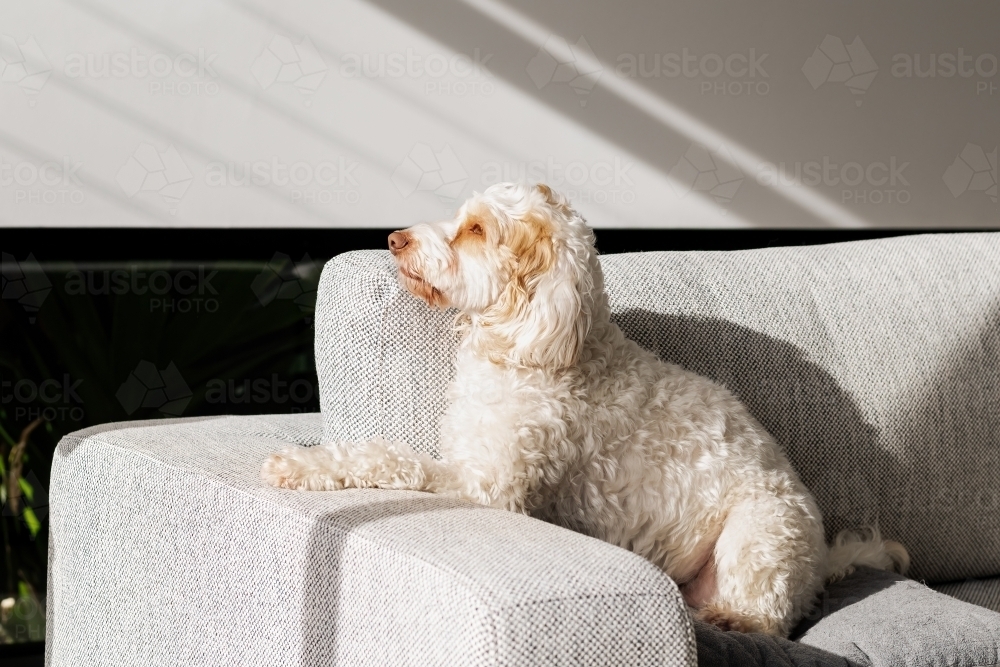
[22,507,41,538]
[17,477,34,504]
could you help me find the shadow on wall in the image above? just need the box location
[364,0,881,228]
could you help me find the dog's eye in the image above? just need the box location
[470,223,484,236]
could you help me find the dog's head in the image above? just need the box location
[389,182,597,370]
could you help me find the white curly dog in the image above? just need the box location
[262,182,908,636]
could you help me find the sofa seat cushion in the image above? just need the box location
[697,567,1000,667]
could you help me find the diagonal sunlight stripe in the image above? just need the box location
[459,0,871,228]
[228,0,751,228]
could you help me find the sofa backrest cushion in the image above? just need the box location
[316,234,1000,583]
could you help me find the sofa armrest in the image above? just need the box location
[47,414,696,667]
[315,250,460,457]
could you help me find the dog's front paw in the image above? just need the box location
[261,446,349,491]
[261,449,304,489]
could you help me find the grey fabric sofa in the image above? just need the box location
[48,233,1000,666]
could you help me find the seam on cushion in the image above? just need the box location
[850,642,873,666]
[62,414,231,438]
[63,414,316,453]
[56,415,233,455]
[67,433,693,666]
[63,420,314,492]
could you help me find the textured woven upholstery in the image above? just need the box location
[48,233,1000,666]
[696,568,1000,667]
[317,234,1000,584]
[791,568,1000,666]
[47,414,695,667]
[934,577,1000,613]
[316,250,460,456]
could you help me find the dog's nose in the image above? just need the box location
[388,231,409,255]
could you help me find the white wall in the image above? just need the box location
[1,0,997,228]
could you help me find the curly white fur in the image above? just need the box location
[262,182,908,636]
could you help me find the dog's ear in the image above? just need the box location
[477,212,592,370]
[514,241,590,369]
[535,183,557,205]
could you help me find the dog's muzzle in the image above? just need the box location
[388,231,410,255]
